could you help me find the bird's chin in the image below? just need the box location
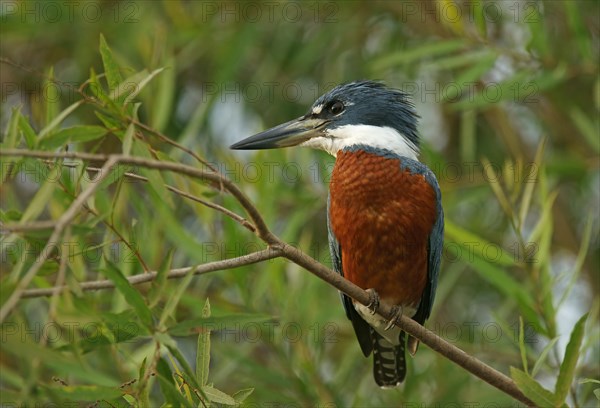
[299,136,339,157]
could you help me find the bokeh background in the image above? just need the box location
[1,1,599,406]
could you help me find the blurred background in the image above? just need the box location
[1,0,599,406]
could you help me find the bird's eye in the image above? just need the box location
[329,101,344,115]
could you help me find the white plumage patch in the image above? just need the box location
[300,124,419,159]
[354,302,416,346]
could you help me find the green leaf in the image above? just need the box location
[444,220,515,266]
[45,66,59,127]
[148,248,173,307]
[20,164,61,223]
[232,388,254,403]
[87,68,117,110]
[518,316,528,374]
[4,106,21,148]
[158,265,195,328]
[156,357,193,407]
[165,344,202,391]
[555,313,588,403]
[102,259,154,329]
[519,138,546,227]
[18,114,37,148]
[152,56,176,131]
[122,122,135,156]
[99,33,124,92]
[39,125,107,149]
[111,68,165,106]
[95,162,133,192]
[480,157,514,218]
[37,100,84,140]
[196,298,211,386]
[531,337,560,377]
[203,385,237,405]
[511,367,557,406]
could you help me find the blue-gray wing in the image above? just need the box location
[327,194,373,356]
[407,162,444,324]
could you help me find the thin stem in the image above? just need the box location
[19,248,281,298]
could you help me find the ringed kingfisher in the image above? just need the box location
[231,81,444,387]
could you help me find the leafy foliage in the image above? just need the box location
[1,1,598,406]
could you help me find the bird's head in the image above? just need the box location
[230,80,420,159]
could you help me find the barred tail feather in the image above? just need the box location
[372,329,406,388]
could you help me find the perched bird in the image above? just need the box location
[231,80,444,387]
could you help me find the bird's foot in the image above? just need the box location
[365,288,380,315]
[384,305,404,331]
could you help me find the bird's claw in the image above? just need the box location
[365,288,380,315]
[385,305,404,331]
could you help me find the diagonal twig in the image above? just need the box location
[19,248,281,298]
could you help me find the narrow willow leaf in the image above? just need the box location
[99,33,124,92]
[165,344,202,390]
[102,259,153,330]
[37,100,84,140]
[111,68,165,106]
[39,125,107,149]
[555,313,588,403]
[20,164,61,223]
[511,367,558,406]
[152,56,176,131]
[519,316,529,374]
[148,248,173,307]
[122,122,135,156]
[4,106,21,148]
[531,337,560,377]
[232,388,254,403]
[18,114,37,148]
[158,264,195,327]
[203,385,237,405]
[44,66,59,127]
[519,138,546,227]
[196,298,211,386]
[481,157,514,220]
[444,220,515,266]
[156,357,193,407]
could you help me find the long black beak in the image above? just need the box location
[230,116,328,150]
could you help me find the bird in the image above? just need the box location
[230,80,444,388]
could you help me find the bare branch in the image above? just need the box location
[20,248,281,298]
